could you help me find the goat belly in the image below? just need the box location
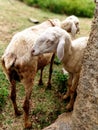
[37,54,52,70]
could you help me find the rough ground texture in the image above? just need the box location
[72,2,98,130]
[43,112,72,130]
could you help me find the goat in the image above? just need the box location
[1,19,62,129]
[31,26,88,111]
[61,15,80,39]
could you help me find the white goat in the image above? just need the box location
[1,17,80,128]
[31,26,88,111]
[1,19,62,129]
[61,15,80,39]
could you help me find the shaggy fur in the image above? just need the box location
[1,19,61,129]
[61,15,80,39]
[32,26,88,111]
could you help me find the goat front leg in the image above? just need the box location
[46,53,55,89]
[63,73,73,100]
[10,80,22,116]
[38,68,44,85]
[66,73,79,111]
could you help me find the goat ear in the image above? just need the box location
[71,22,77,38]
[57,38,65,61]
[49,19,60,27]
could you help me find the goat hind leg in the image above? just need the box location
[66,73,79,111]
[46,53,55,89]
[63,73,73,100]
[23,81,33,129]
[65,92,75,111]
[10,80,22,116]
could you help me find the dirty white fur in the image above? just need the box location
[32,26,88,110]
[61,15,80,39]
[1,19,61,129]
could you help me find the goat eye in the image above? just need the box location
[46,40,52,47]
[76,22,79,25]
[49,40,54,44]
[47,40,51,43]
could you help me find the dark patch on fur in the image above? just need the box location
[9,68,20,82]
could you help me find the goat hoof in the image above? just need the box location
[15,110,23,116]
[46,83,52,90]
[24,121,32,129]
[65,103,73,111]
[38,81,43,86]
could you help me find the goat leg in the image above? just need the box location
[46,53,55,89]
[23,98,32,129]
[38,68,44,85]
[10,80,22,116]
[63,73,73,100]
[66,73,79,111]
[23,80,33,129]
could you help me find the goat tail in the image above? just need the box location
[1,53,16,71]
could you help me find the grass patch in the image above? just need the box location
[31,84,66,129]
[52,70,68,93]
[0,44,9,111]
[21,0,95,18]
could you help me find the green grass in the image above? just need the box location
[0,44,9,111]
[0,0,92,129]
[31,84,66,129]
[21,0,95,18]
